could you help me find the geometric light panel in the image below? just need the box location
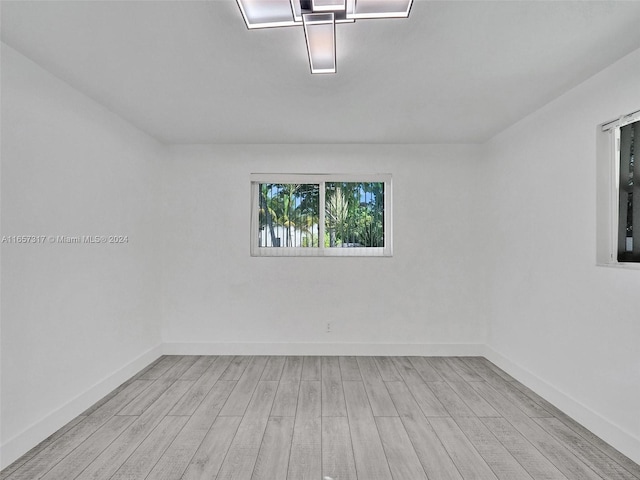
[237,0,413,73]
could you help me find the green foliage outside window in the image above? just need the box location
[258,182,384,248]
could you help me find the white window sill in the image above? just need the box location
[252,247,391,257]
[596,262,640,270]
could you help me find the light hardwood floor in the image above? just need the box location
[2,356,639,480]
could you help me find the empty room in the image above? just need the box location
[1,0,639,479]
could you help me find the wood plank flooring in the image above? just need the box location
[2,356,639,480]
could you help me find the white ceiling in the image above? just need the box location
[2,0,640,144]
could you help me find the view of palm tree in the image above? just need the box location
[258,182,384,248]
[259,183,320,248]
[325,182,384,248]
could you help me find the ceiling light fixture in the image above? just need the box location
[236,0,413,74]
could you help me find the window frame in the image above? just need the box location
[250,173,393,257]
[597,111,640,268]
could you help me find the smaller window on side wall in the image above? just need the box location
[250,174,392,257]
[616,119,639,262]
[597,111,640,266]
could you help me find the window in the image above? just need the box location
[250,174,392,256]
[597,111,640,265]
[616,119,639,262]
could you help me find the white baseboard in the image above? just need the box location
[483,346,640,465]
[162,342,486,357]
[0,344,163,470]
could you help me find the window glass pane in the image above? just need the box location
[258,183,319,247]
[618,120,639,262]
[325,182,384,247]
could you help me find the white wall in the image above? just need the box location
[0,45,164,467]
[483,47,640,461]
[3,35,639,469]
[161,144,488,354]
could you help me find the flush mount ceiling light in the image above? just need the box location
[236,0,413,74]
